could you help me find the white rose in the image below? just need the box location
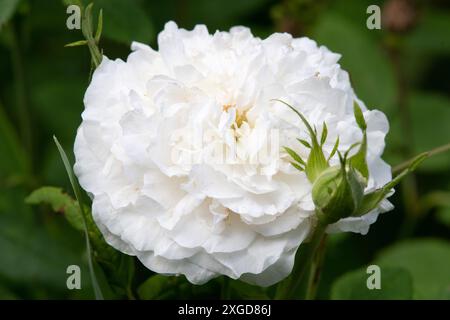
[74,21,392,286]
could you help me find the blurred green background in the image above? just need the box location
[0,0,449,299]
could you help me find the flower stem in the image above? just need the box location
[278,221,327,299]
[220,276,232,300]
[392,142,450,174]
[305,234,327,300]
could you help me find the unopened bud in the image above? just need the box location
[312,163,365,225]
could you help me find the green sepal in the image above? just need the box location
[349,102,369,180]
[65,40,88,47]
[328,136,340,163]
[94,8,103,44]
[274,99,329,182]
[353,101,367,131]
[354,152,428,216]
[284,146,306,166]
[320,122,328,146]
[298,138,311,149]
[313,154,365,225]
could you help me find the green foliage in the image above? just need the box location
[409,93,450,172]
[331,266,413,300]
[26,186,84,231]
[405,10,450,55]
[375,239,450,299]
[138,275,175,300]
[25,178,134,299]
[436,206,450,229]
[93,0,153,45]
[0,188,92,296]
[53,136,104,300]
[0,103,29,180]
[0,0,20,29]
[228,281,269,300]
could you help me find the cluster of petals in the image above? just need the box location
[74,22,392,286]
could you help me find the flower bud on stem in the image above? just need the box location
[277,100,442,299]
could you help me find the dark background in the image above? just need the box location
[0,0,449,299]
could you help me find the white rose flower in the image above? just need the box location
[74,21,392,286]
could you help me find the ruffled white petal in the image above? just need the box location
[74,21,393,286]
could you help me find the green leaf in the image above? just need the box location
[25,186,84,231]
[409,93,450,172]
[0,283,17,299]
[0,0,20,29]
[421,190,450,228]
[24,185,113,263]
[94,0,154,45]
[24,185,118,268]
[138,275,174,300]
[0,188,91,292]
[375,239,450,299]
[99,254,134,299]
[0,102,29,180]
[316,233,369,299]
[53,136,103,300]
[30,77,84,143]
[436,206,450,229]
[62,0,84,6]
[331,266,413,300]
[229,281,269,300]
[405,10,450,55]
[26,187,121,290]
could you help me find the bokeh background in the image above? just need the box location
[0,0,449,299]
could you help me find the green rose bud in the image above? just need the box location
[312,158,365,225]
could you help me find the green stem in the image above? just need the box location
[392,142,450,174]
[305,235,327,300]
[81,4,102,67]
[278,222,327,299]
[220,276,231,300]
